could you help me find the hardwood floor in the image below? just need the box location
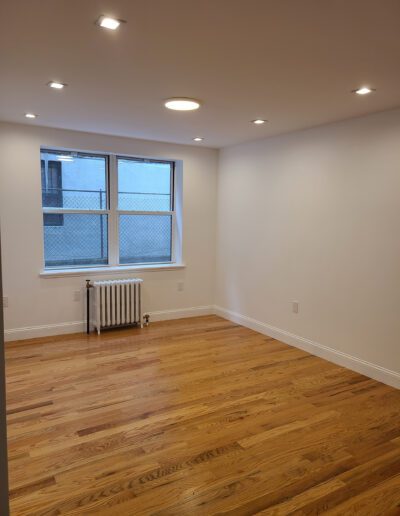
[5,315,400,515]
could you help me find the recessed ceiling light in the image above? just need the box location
[353,86,375,95]
[48,81,66,90]
[96,15,122,30]
[25,113,37,119]
[252,119,267,125]
[193,137,204,142]
[165,98,201,111]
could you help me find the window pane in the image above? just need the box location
[119,215,172,264]
[44,214,108,268]
[118,158,172,211]
[41,150,107,210]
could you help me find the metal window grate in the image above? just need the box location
[44,214,108,268]
[119,214,172,264]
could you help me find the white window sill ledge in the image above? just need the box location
[40,263,186,278]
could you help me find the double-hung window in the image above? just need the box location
[40,148,177,270]
[117,156,174,265]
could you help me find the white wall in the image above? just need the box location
[216,109,400,386]
[0,122,218,339]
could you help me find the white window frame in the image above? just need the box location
[40,148,184,277]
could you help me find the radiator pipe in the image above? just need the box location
[86,280,93,334]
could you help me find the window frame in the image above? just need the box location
[40,147,179,271]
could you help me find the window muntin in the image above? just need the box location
[40,149,176,269]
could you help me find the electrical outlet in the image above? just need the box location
[292,301,299,314]
[177,281,184,292]
[73,290,81,302]
[2,297,8,308]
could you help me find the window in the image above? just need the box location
[118,157,173,264]
[40,148,177,269]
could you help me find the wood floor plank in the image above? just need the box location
[6,315,400,515]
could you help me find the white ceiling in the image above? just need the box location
[1,0,400,148]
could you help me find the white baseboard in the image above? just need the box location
[148,305,214,322]
[4,305,214,342]
[214,305,400,390]
[4,321,85,342]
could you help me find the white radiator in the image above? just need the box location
[91,279,143,334]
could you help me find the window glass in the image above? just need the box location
[41,150,107,210]
[43,214,108,268]
[118,158,172,211]
[119,215,172,264]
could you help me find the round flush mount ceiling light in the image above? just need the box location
[251,119,267,125]
[165,98,201,111]
[193,137,204,142]
[25,112,38,119]
[352,86,375,95]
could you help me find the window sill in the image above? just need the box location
[39,263,186,278]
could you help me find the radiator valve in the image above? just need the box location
[143,314,150,326]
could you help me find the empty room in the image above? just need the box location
[1,0,400,514]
